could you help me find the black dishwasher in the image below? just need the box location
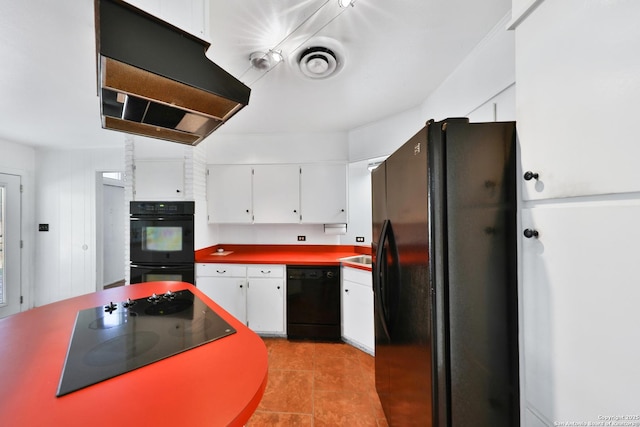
[287,266,341,341]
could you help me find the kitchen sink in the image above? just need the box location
[340,255,372,266]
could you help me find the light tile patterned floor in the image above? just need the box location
[248,338,388,427]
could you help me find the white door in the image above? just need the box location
[0,173,21,318]
[103,182,125,287]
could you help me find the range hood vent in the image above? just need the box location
[95,0,250,145]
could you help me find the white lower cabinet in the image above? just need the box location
[196,263,285,335]
[196,264,247,322]
[521,202,640,424]
[341,266,374,354]
[247,266,285,334]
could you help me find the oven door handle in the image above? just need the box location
[130,264,193,269]
[130,216,193,221]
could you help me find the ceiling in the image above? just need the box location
[0,0,511,149]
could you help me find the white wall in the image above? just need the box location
[34,147,124,306]
[348,12,516,163]
[420,13,516,123]
[0,139,36,310]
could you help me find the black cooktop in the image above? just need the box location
[57,289,236,397]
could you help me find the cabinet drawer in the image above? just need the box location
[247,265,284,278]
[196,263,246,277]
[342,266,372,286]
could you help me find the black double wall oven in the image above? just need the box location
[130,201,195,284]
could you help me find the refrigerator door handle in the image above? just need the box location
[374,219,392,340]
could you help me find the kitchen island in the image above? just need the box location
[0,282,267,427]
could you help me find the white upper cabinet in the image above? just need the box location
[134,159,184,200]
[251,165,301,224]
[206,163,348,224]
[125,0,208,39]
[300,163,347,224]
[517,0,640,201]
[207,165,252,224]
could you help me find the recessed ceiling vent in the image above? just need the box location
[298,46,343,79]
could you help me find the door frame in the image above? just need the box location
[0,172,22,318]
[95,171,126,291]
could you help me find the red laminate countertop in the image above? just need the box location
[0,282,267,427]
[195,244,372,271]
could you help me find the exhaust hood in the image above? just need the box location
[95,0,250,145]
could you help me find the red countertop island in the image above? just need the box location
[0,282,267,427]
[195,244,372,271]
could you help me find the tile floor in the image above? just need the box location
[248,338,389,427]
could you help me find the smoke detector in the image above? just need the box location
[297,46,343,79]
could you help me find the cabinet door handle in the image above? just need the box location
[246,209,250,213]
[216,270,226,274]
[261,270,271,274]
[524,171,539,181]
[239,284,243,288]
[524,228,539,238]
[277,286,281,290]
[345,289,349,293]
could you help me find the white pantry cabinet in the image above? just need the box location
[516,0,640,201]
[514,1,640,425]
[341,266,374,354]
[207,165,253,223]
[196,263,286,335]
[300,163,347,223]
[134,159,184,200]
[520,203,640,424]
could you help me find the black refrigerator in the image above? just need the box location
[372,118,519,426]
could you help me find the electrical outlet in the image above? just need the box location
[39,224,49,232]
[297,235,306,241]
[356,236,365,243]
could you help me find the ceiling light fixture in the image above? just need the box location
[243,0,355,85]
[249,50,283,71]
